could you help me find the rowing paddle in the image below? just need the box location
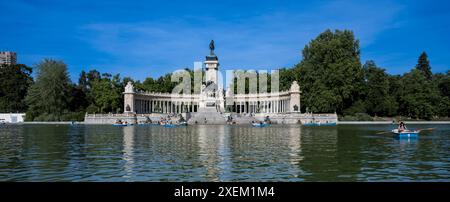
[376,130,392,135]
[417,128,434,132]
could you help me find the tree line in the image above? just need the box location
[280,29,449,120]
[0,29,449,121]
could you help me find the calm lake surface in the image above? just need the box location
[0,124,449,182]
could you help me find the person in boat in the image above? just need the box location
[398,122,407,132]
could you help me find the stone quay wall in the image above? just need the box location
[84,113,137,124]
[252,113,338,124]
[84,113,188,124]
[84,112,338,125]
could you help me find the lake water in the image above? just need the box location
[0,124,449,182]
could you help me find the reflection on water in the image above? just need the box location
[0,124,449,181]
[197,125,230,181]
[122,126,135,180]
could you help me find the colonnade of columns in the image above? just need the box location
[134,99,198,114]
[229,99,290,114]
[133,99,291,114]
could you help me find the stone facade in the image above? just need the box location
[85,43,338,125]
[122,49,302,116]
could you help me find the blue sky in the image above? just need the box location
[1,0,449,82]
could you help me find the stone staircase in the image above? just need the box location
[230,114,259,124]
[187,107,227,124]
[187,112,227,124]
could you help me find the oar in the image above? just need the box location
[417,128,434,132]
[376,130,392,135]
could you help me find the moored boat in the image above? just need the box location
[163,122,187,127]
[113,119,131,126]
[252,122,269,127]
[303,122,337,126]
[163,123,176,128]
[113,123,128,126]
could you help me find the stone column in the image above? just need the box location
[270,100,275,113]
[262,101,264,113]
[265,101,268,113]
[164,101,167,113]
[144,100,146,114]
[275,100,278,113]
[137,100,140,114]
[150,100,155,113]
[271,101,274,113]
[145,100,147,114]
[169,101,172,114]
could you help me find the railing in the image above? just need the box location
[228,91,291,98]
[136,91,201,98]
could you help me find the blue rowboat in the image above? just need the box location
[252,123,269,127]
[391,129,419,138]
[303,122,337,126]
[113,123,128,126]
[163,122,188,127]
[163,124,176,128]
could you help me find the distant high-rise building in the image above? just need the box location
[0,51,17,65]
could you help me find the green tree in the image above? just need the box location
[416,52,432,80]
[294,29,364,113]
[279,68,296,91]
[363,60,398,116]
[399,69,439,120]
[89,73,123,113]
[0,64,33,112]
[434,71,450,117]
[25,59,72,121]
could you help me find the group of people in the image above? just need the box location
[114,119,129,125]
[159,114,185,125]
[159,117,175,125]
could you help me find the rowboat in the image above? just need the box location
[391,129,419,138]
[252,123,269,127]
[303,122,337,126]
[161,122,187,127]
[163,124,176,128]
[113,123,128,126]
